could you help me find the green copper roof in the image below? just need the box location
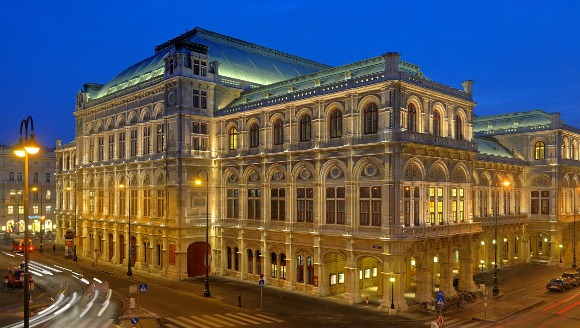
[90,27,332,100]
[473,137,515,158]
[223,55,425,109]
[473,110,553,133]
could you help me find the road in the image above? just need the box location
[2,243,580,328]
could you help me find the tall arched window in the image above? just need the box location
[364,103,378,134]
[273,119,283,145]
[249,123,259,148]
[534,141,545,160]
[300,115,311,142]
[229,127,238,150]
[455,115,463,140]
[329,109,342,138]
[433,110,441,136]
[408,103,417,132]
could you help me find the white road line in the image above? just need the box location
[225,313,260,324]
[103,318,115,327]
[201,314,236,327]
[254,313,285,323]
[177,316,211,328]
[214,314,249,326]
[166,317,196,328]
[236,312,272,323]
[190,315,223,327]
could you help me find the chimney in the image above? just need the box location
[461,80,474,98]
[383,52,401,78]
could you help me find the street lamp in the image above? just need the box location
[120,183,132,276]
[480,260,485,284]
[389,277,395,310]
[574,187,577,269]
[32,185,44,252]
[10,190,22,235]
[195,170,210,297]
[14,115,40,328]
[560,244,563,263]
[493,180,510,297]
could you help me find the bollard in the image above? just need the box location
[238,295,242,307]
[365,296,369,307]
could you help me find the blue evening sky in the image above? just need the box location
[1,0,578,147]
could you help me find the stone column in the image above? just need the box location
[459,258,477,292]
[343,266,360,305]
[439,259,456,297]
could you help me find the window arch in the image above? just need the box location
[534,141,545,160]
[273,119,283,145]
[363,103,378,134]
[433,110,441,136]
[249,123,259,148]
[408,103,417,132]
[329,109,342,139]
[229,127,238,150]
[300,115,311,142]
[455,115,463,140]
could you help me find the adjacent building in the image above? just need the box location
[1,145,56,240]
[54,27,580,311]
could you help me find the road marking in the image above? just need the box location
[214,314,249,325]
[166,317,197,328]
[254,313,284,323]
[236,312,272,323]
[557,300,580,314]
[178,316,212,328]
[165,325,180,328]
[201,315,236,327]
[225,313,261,324]
[191,315,223,327]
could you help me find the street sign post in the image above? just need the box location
[131,318,139,324]
[259,274,265,310]
[139,283,148,292]
[435,290,445,307]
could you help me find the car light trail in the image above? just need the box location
[98,289,113,316]
[79,290,99,317]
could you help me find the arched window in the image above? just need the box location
[300,115,311,142]
[408,103,417,132]
[249,123,259,148]
[433,110,441,136]
[229,127,238,150]
[534,141,545,160]
[273,119,284,145]
[455,115,463,140]
[329,109,342,138]
[363,103,378,134]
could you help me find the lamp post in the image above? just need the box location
[14,115,40,328]
[32,185,44,252]
[493,180,510,296]
[120,183,132,276]
[195,170,210,297]
[574,188,577,269]
[66,184,78,262]
[389,277,395,310]
[560,244,563,263]
[480,260,485,284]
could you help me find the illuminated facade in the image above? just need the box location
[55,27,579,311]
[1,145,56,238]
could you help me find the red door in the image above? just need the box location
[187,242,210,277]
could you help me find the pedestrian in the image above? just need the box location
[53,244,56,254]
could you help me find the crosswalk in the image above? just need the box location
[41,318,115,328]
[424,317,483,328]
[164,312,284,328]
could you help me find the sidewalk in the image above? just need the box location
[39,244,554,327]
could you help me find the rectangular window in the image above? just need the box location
[97,190,104,214]
[88,138,94,162]
[118,131,126,159]
[130,189,138,216]
[33,205,38,214]
[143,126,151,155]
[193,90,207,109]
[531,190,549,215]
[108,190,114,216]
[89,191,95,212]
[227,188,239,219]
[403,186,419,226]
[247,189,261,220]
[271,188,286,221]
[297,188,314,222]
[326,187,345,224]
[143,189,150,217]
[108,134,114,159]
[157,189,165,217]
[360,186,381,226]
[7,205,13,215]
[98,136,104,161]
[156,123,165,153]
[45,173,51,183]
[130,129,137,156]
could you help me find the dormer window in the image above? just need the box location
[169,58,175,75]
[194,59,208,77]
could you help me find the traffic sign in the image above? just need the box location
[258,279,265,287]
[131,317,139,324]
[435,290,445,306]
[139,283,148,292]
